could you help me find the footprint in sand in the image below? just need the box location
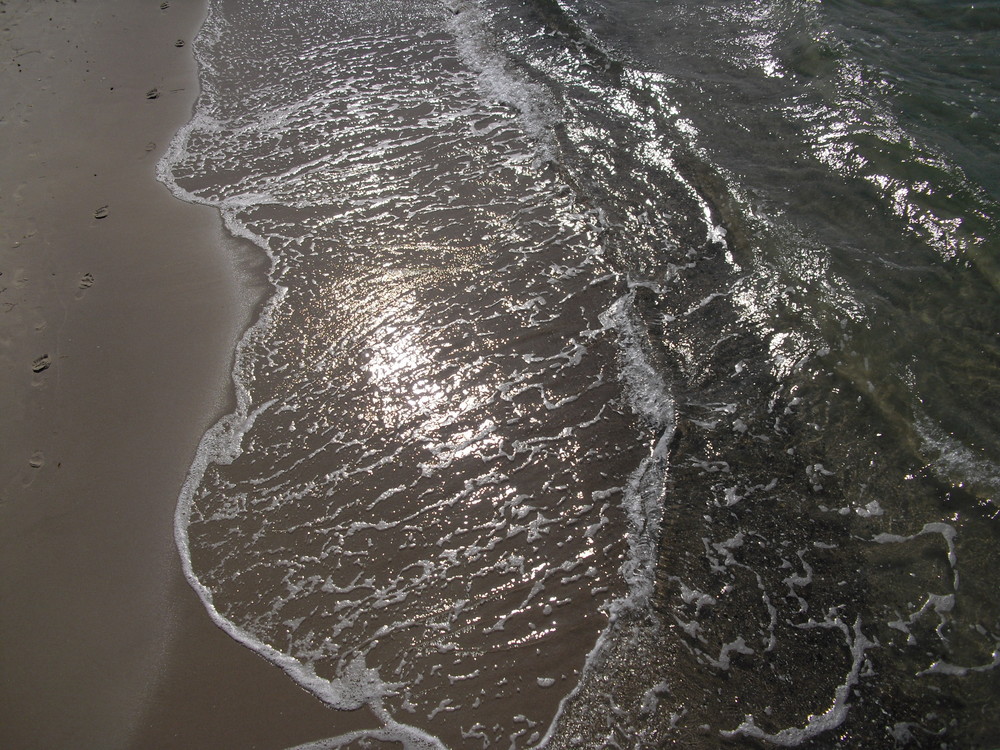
[160,2,170,9]
[145,88,159,100]
[175,39,185,48]
[76,273,95,299]
[29,452,44,469]
[94,205,109,220]
[32,355,51,373]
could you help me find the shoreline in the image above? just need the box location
[0,2,359,747]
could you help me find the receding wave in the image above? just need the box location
[161,0,1000,746]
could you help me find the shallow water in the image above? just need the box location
[161,0,1000,746]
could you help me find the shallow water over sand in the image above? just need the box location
[162,0,1000,746]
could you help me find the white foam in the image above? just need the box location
[598,290,675,433]
[705,637,755,671]
[914,414,1000,503]
[445,0,559,162]
[721,618,875,746]
[888,592,955,645]
[639,680,670,717]
[873,521,959,589]
[917,650,1000,677]
[533,292,675,746]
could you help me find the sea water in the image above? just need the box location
[159,0,1000,746]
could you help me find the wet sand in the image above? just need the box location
[0,2,373,747]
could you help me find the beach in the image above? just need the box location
[4,0,998,747]
[0,2,371,747]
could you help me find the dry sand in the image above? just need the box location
[0,1,374,747]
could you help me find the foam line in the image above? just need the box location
[720,618,875,746]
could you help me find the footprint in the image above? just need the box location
[32,354,51,373]
[78,273,95,290]
[160,1,170,8]
[94,205,109,219]
[145,88,159,100]
[174,39,185,47]
[29,452,44,469]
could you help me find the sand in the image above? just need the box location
[0,2,374,747]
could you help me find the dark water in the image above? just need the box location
[160,0,1000,746]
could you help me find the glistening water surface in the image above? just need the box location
[160,0,1000,746]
